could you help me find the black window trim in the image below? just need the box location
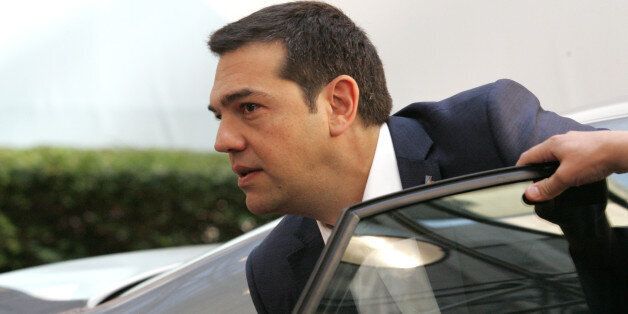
[293,163,560,313]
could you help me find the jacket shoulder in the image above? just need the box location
[395,79,534,118]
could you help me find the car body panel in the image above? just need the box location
[0,245,218,306]
[88,219,279,313]
[568,102,628,125]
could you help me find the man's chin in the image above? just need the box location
[245,198,279,216]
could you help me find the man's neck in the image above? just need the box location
[312,124,380,226]
[317,123,403,242]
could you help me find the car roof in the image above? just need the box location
[567,101,628,124]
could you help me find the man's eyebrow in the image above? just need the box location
[208,88,271,113]
[223,89,254,106]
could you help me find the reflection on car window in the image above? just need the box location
[315,181,619,313]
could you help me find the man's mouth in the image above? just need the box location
[233,166,261,176]
[233,166,263,184]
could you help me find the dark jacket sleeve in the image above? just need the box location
[535,181,628,312]
[483,79,594,164]
[395,79,595,179]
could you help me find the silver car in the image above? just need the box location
[1,103,626,313]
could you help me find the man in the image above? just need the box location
[207,2,592,313]
[518,130,628,202]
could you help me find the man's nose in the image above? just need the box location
[214,120,246,153]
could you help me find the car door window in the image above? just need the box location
[297,166,624,313]
[592,116,628,227]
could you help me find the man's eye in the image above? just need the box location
[242,103,258,113]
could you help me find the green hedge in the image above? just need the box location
[0,147,275,272]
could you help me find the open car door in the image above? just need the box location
[295,164,627,313]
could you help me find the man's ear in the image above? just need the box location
[324,75,360,137]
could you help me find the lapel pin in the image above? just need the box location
[425,175,433,184]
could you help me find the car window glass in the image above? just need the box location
[592,116,628,226]
[315,180,621,313]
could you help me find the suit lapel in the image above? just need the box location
[388,116,441,189]
[285,216,325,299]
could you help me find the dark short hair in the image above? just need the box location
[208,1,392,126]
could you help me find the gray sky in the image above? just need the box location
[2,0,627,151]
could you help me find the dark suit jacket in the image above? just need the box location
[245,79,593,313]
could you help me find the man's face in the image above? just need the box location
[209,42,333,216]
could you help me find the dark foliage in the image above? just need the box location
[0,147,274,272]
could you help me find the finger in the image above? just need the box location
[516,141,557,166]
[524,176,567,202]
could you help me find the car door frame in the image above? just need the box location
[293,163,561,313]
